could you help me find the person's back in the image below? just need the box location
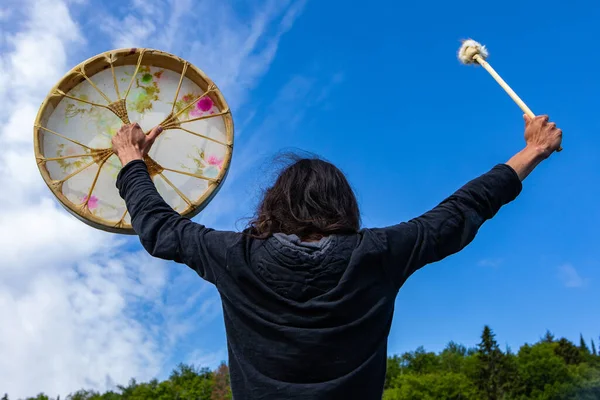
[217,231,395,399]
[111,115,563,399]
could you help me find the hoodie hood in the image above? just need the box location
[253,233,358,302]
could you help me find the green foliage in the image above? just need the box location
[6,328,600,400]
[384,327,600,400]
[555,337,583,365]
[384,372,479,400]
[541,330,555,343]
[580,334,591,355]
[14,364,227,400]
[475,325,507,399]
[385,355,402,389]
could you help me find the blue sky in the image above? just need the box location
[1,0,599,396]
[191,0,600,360]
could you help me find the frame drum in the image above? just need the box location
[34,48,234,234]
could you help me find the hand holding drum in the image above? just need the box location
[458,39,563,152]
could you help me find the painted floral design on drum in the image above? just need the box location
[129,66,162,114]
[65,103,87,121]
[82,195,99,210]
[172,93,195,118]
[78,193,119,217]
[173,93,218,119]
[181,148,223,179]
[206,155,223,168]
[55,144,92,174]
[189,96,216,118]
[62,90,122,144]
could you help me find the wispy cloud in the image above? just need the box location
[0,0,305,398]
[187,348,229,370]
[558,264,587,288]
[97,0,307,110]
[477,258,503,268]
[196,69,345,230]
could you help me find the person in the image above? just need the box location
[111,114,562,399]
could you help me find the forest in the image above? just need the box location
[4,326,600,400]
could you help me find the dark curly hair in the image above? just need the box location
[246,152,361,241]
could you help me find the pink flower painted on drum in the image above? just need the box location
[65,146,78,156]
[83,195,99,210]
[206,155,223,168]
[196,96,213,112]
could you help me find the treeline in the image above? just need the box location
[5,326,600,400]
[3,363,232,400]
[383,326,600,399]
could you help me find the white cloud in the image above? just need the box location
[187,348,229,371]
[98,0,306,110]
[477,258,502,268]
[0,251,170,397]
[558,264,587,288]
[0,0,305,398]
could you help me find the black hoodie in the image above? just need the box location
[117,160,522,399]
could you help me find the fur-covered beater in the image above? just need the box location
[458,39,489,64]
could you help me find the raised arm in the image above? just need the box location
[375,114,563,289]
[113,123,239,284]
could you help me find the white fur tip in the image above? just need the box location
[458,39,489,64]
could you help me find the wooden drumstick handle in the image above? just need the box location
[473,54,563,152]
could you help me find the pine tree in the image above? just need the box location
[477,325,505,400]
[542,330,555,343]
[1,394,8,400]
[591,339,597,356]
[580,334,590,354]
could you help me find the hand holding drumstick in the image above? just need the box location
[505,114,563,181]
[458,39,563,152]
[523,114,563,156]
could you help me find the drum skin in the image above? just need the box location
[34,48,234,234]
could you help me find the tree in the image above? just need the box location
[580,334,591,355]
[515,342,572,398]
[440,341,467,373]
[555,337,584,365]
[168,363,213,400]
[211,362,232,400]
[542,330,555,343]
[476,325,505,400]
[385,355,402,389]
[400,346,440,375]
[500,349,520,397]
[66,390,99,400]
[591,339,597,356]
[384,372,479,400]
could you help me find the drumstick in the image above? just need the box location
[458,39,562,152]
